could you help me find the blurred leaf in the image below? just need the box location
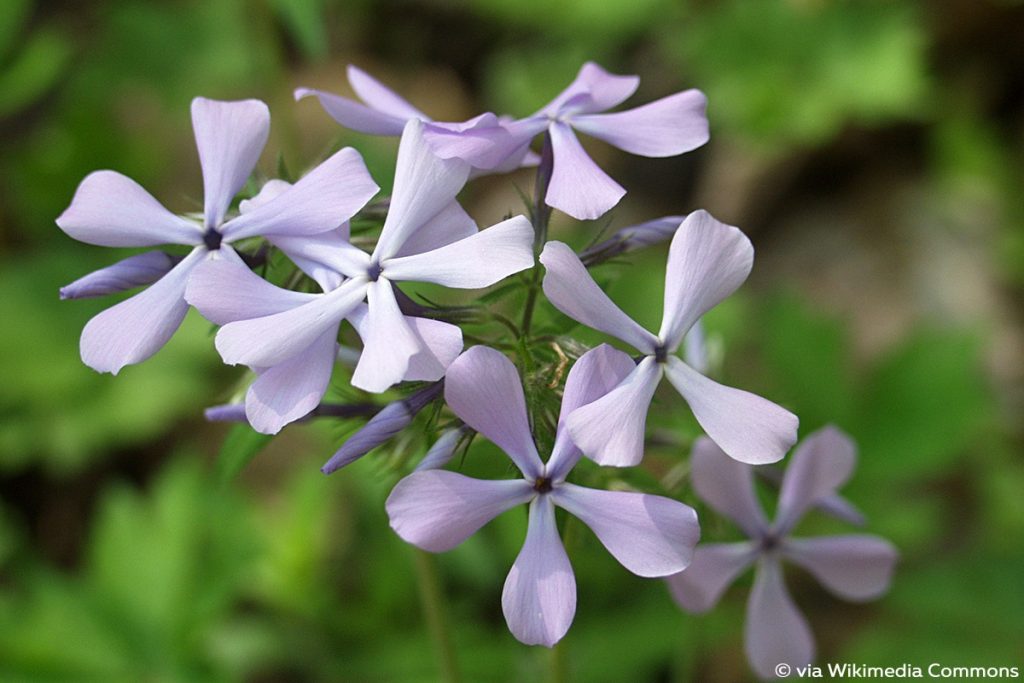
[856,329,993,482]
[0,250,221,474]
[667,0,930,150]
[0,0,30,61]
[215,423,273,483]
[267,0,328,59]
[760,293,856,429]
[0,456,267,681]
[0,27,72,117]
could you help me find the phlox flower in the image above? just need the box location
[540,210,798,467]
[57,97,378,374]
[187,118,534,403]
[498,61,710,220]
[386,344,700,647]
[295,65,537,173]
[185,179,460,434]
[666,428,898,679]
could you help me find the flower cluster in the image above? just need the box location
[57,61,895,677]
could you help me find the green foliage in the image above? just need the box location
[215,423,273,484]
[0,251,220,474]
[666,0,930,150]
[0,457,271,682]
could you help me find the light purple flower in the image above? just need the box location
[506,61,709,220]
[57,97,378,374]
[386,345,700,646]
[189,118,534,401]
[186,254,462,434]
[541,210,798,467]
[666,428,898,679]
[296,65,537,173]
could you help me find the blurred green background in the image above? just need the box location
[1,0,1022,680]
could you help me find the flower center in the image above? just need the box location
[367,262,383,282]
[654,345,668,363]
[759,533,780,553]
[203,227,223,251]
[533,476,553,494]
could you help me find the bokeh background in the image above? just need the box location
[1,0,1022,680]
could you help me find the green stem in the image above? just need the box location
[520,131,555,339]
[412,549,462,683]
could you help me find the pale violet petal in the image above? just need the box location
[185,259,318,325]
[502,496,576,647]
[552,483,699,577]
[393,200,478,257]
[745,558,815,680]
[665,542,757,613]
[60,251,177,300]
[546,121,625,220]
[547,344,637,480]
[244,327,338,435]
[443,346,543,479]
[238,179,291,213]
[665,357,798,466]
[191,97,270,228]
[267,228,360,288]
[423,114,525,169]
[403,317,464,382]
[539,61,639,116]
[658,210,754,350]
[572,89,709,157]
[56,171,202,247]
[373,120,471,261]
[350,279,423,393]
[215,277,367,368]
[783,535,898,601]
[79,247,206,374]
[540,241,658,354]
[775,426,858,534]
[221,147,378,241]
[690,437,770,538]
[382,216,534,288]
[566,357,663,467]
[295,87,410,135]
[386,470,534,551]
[347,64,429,120]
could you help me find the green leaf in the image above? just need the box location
[267,0,328,60]
[0,27,72,117]
[856,329,993,482]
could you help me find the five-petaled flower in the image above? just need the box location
[541,210,799,468]
[666,427,898,679]
[186,118,534,406]
[386,344,701,646]
[57,97,378,374]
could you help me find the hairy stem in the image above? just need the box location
[521,131,555,339]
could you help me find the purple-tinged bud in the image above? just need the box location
[321,382,444,475]
[579,216,685,266]
[59,251,179,299]
[205,403,248,423]
[414,426,472,472]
